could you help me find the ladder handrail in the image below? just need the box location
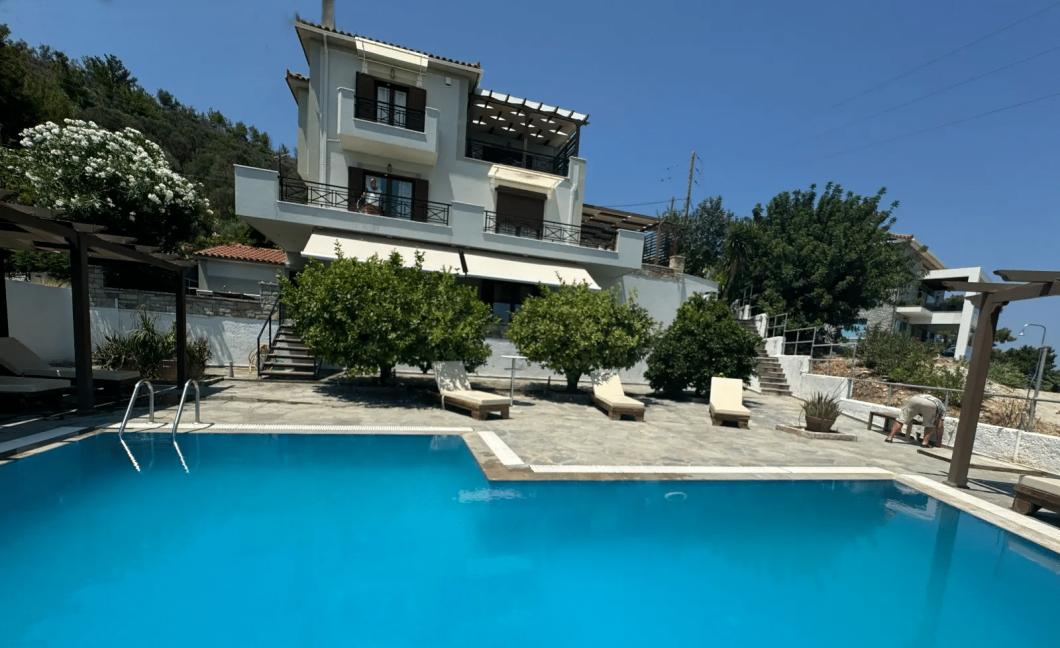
[117,380,155,472]
[169,379,200,474]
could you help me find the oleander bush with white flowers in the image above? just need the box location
[14,119,211,252]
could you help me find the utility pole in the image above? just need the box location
[683,150,696,218]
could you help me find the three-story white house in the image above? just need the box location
[234,13,716,379]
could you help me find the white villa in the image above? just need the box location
[233,11,715,372]
[863,233,989,359]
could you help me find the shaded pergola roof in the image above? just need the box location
[0,191,193,271]
[0,189,194,412]
[581,204,661,232]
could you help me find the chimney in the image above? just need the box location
[668,255,686,274]
[321,0,335,29]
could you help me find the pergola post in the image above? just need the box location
[175,271,187,385]
[0,249,9,338]
[68,232,95,412]
[945,297,1003,488]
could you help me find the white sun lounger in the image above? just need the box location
[432,361,510,420]
[590,370,644,421]
[709,376,750,428]
[0,337,139,386]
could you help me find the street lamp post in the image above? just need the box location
[1018,324,1047,431]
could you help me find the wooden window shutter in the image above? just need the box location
[355,72,375,120]
[347,167,364,211]
[406,86,427,132]
[411,178,430,221]
[496,187,546,228]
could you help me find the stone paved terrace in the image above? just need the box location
[1,373,1058,533]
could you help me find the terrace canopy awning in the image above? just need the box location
[301,232,462,273]
[461,251,598,289]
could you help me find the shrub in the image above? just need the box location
[892,360,965,407]
[803,392,842,419]
[988,360,1029,389]
[93,308,212,379]
[506,281,657,391]
[859,325,936,377]
[644,294,759,397]
[279,249,495,384]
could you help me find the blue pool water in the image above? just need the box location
[1,433,1058,647]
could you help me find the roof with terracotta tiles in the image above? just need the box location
[294,17,481,69]
[196,244,286,265]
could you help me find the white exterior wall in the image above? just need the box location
[197,258,281,295]
[4,280,264,368]
[602,273,718,328]
[5,280,74,364]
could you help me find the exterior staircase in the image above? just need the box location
[260,321,319,380]
[737,318,791,397]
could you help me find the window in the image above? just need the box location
[355,72,426,132]
[494,187,546,239]
[347,167,430,222]
[363,173,413,219]
[479,280,538,325]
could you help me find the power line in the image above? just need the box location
[792,1,1060,125]
[808,89,1060,162]
[797,43,1060,143]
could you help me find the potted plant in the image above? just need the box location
[94,308,212,381]
[803,392,842,432]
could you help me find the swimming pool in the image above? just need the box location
[1,433,1057,647]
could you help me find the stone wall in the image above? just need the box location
[88,265,278,320]
[862,302,896,332]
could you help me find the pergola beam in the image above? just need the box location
[995,269,1060,282]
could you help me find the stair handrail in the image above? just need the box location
[117,380,154,472]
[169,379,200,473]
[256,292,284,375]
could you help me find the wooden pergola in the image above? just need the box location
[943,269,1060,487]
[0,190,194,412]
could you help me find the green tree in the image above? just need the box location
[994,327,1016,346]
[993,344,1057,391]
[734,183,913,328]
[645,295,759,397]
[278,250,495,384]
[720,217,761,300]
[664,196,732,278]
[506,281,658,391]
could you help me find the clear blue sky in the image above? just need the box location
[3,0,1058,350]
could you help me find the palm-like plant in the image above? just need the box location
[720,218,760,300]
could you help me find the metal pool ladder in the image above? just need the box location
[117,379,200,473]
[168,380,201,473]
[117,380,154,472]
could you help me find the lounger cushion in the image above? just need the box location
[444,390,510,407]
[591,370,645,411]
[23,367,140,383]
[1019,475,1060,498]
[710,377,750,417]
[433,360,474,392]
[0,376,71,393]
[0,337,52,375]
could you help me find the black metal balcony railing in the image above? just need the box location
[279,176,450,226]
[466,139,571,177]
[354,96,426,133]
[485,211,617,250]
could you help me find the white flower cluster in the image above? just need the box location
[17,119,211,219]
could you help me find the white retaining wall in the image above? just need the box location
[5,280,266,369]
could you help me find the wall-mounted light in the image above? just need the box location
[445,76,452,87]
[390,68,396,80]
[387,164,392,174]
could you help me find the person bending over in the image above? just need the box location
[885,394,946,447]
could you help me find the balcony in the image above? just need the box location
[279,176,450,226]
[466,139,573,177]
[336,88,438,165]
[484,211,616,250]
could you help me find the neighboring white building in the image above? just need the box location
[233,13,715,348]
[863,234,989,359]
[195,244,286,296]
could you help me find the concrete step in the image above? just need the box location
[260,370,318,380]
[269,347,314,358]
[265,358,316,370]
